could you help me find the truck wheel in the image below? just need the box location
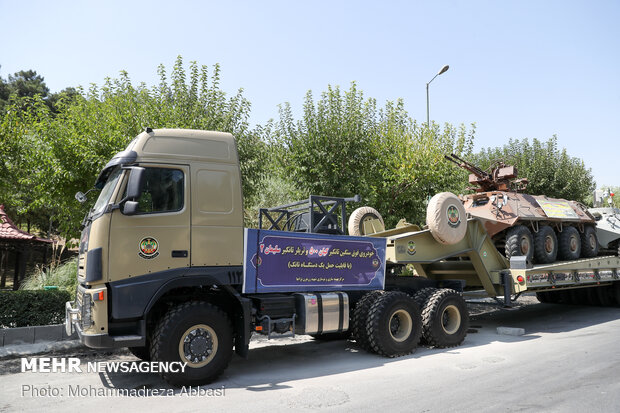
[505,225,534,262]
[426,192,467,245]
[533,226,558,264]
[558,226,581,261]
[128,346,150,361]
[413,287,437,308]
[580,226,599,258]
[351,291,383,352]
[366,291,422,357]
[150,301,233,387]
[348,207,385,236]
[421,289,469,348]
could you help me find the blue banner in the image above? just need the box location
[243,229,386,293]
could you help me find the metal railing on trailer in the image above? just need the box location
[258,195,360,235]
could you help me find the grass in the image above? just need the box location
[20,257,78,299]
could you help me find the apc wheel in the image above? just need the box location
[580,226,599,258]
[421,289,469,348]
[558,227,581,261]
[128,346,150,361]
[366,291,422,357]
[351,291,383,352]
[348,207,385,236]
[150,301,233,387]
[505,225,534,262]
[533,226,558,264]
[426,192,467,245]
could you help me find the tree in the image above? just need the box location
[0,56,267,239]
[272,82,475,226]
[472,136,595,203]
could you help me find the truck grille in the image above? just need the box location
[76,286,92,330]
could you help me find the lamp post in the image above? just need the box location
[426,64,450,126]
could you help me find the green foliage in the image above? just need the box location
[0,56,267,238]
[472,136,595,203]
[20,257,78,297]
[0,289,71,327]
[272,82,474,226]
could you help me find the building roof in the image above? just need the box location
[0,205,53,243]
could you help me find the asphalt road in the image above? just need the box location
[1,298,619,413]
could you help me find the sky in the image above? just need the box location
[1,0,619,187]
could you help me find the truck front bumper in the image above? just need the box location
[65,301,145,349]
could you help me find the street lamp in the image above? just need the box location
[426,64,450,126]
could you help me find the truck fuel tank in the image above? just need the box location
[295,292,349,335]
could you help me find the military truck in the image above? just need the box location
[65,128,470,386]
[66,129,620,386]
[445,154,598,264]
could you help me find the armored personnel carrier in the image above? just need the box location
[445,154,597,264]
[589,189,620,256]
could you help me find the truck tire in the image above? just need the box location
[413,287,437,308]
[533,226,558,264]
[558,226,581,261]
[351,291,383,352]
[580,226,599,258]
[128,346,150,361]
[505,225,534,262]
[348,207,385,236]
[421,289,469,348]
[426,192,467,245]
[150,301,233,387]
[365,291,422,357]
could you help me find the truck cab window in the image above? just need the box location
[133,168,184,213]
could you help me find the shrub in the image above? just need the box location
[0,289,71,327]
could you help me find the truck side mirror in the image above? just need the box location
[125,167,145,201]
[122,201,139,215]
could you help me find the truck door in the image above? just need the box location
[108,164,190,281]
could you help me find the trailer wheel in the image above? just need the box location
[533,226,558,264]
[580,226,599,258]
[585,287,602,306]
[426,192,467,245]
[351,291,384,352]
[535,291,550,303]
[150,301,233,387]
[348,207,385,236]
[128,346,150,361]
[365,291,422,357]
[505,225,534,262]
[558,226,581,261]
[596,286,614,307]
[612,282,620,306]
[421,289,469,348]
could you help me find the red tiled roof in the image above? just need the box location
[0,205,53,243]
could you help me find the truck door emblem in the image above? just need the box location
[139,237,160,259]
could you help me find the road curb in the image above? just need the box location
[0,339,86,359]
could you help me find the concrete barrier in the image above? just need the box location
[0,324,77,347]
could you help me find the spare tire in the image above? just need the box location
[426,192,467,245]
[348,206,385,236]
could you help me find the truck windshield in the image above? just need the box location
[91,167,123,216]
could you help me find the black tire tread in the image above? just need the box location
[533,226,558,264]
[351,291,383,352]
[365,291,422,357]
[150,301,233,386]
[558,226,581,261]
[421,289,469,348]
[505,225,533,262]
